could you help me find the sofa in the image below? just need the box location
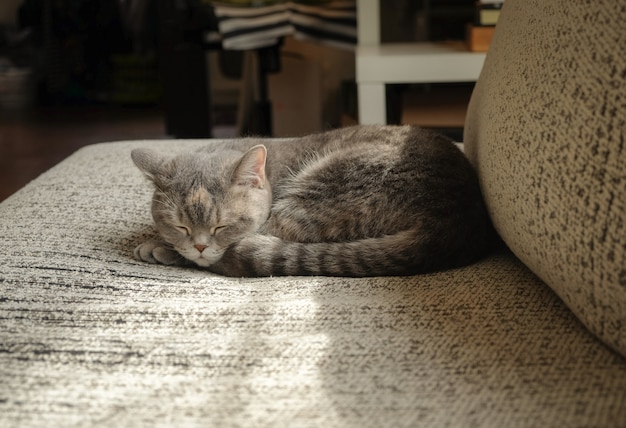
[1,0,625,426]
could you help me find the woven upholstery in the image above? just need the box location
[1,0,626,424]
[464,0,626,356]
[1,140,625,426]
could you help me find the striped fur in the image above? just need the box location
[132,125,493,277]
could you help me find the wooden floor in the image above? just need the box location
[0,105,167,202]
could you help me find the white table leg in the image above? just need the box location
[357,82,387,125]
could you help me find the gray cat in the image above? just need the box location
[132,125,493,277]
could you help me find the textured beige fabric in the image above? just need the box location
[464,0,626,356]
[1,140,625,426]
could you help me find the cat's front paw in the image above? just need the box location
[134,239,184,266]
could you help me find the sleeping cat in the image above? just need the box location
[132,125,493,277]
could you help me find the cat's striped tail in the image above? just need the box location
[209,224,492,277]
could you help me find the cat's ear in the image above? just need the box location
[131,148,167,182]
[232,145,267,189]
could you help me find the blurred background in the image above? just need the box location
[0,0,484,201]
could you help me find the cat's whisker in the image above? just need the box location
[152,196,177,210]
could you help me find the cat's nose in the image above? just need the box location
[194,244,208,253]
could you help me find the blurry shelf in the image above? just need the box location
[357,41,485,84]
[400,84,473,128]
[356,1,486,124]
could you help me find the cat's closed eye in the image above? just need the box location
[176,226,191,236]
[211,226,228,235]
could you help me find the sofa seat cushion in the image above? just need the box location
[1,140,625,426]
[464,0,626,356]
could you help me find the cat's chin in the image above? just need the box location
[179,249,223,268]
[192,257,214,268]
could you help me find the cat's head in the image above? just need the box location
[131,145,272,267]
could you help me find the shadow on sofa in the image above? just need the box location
[0,0,625,426]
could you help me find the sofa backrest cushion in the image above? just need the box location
[464,0,626,356]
